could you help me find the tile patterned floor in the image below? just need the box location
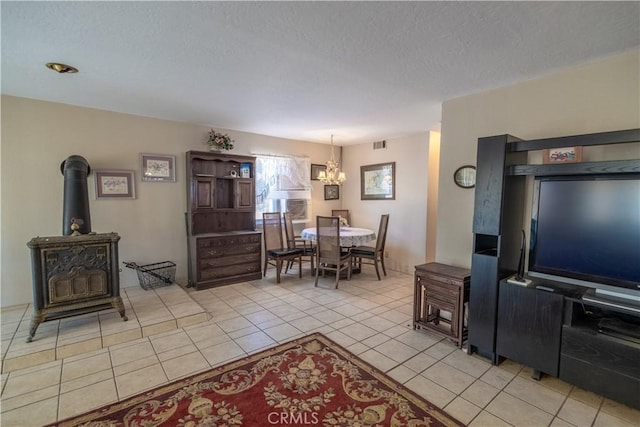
[1,285,209,373]
[1,268,639,426]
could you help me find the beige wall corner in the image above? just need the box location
[436,50,640,268]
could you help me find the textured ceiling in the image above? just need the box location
[2,1,639,145]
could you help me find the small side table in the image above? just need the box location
[414,262,470,348]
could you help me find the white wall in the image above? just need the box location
[436,51,640,268]
[341,133,437,274]
[0,96,335,306]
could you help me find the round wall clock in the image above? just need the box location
[454,165,476,188]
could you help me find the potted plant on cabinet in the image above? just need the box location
[205,129,234,152]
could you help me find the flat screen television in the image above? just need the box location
[529,174,640,294]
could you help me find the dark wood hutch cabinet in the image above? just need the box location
[186,151,262,289]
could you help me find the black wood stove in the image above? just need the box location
[26,155,127,342]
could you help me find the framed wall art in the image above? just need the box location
[141,153,176,182]
[324,184,340,200]
[361,162,395,200]
[542,146,583,164]
[95,170,136,199]
[311,164,326,181]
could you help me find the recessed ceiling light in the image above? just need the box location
[46,62,78,74]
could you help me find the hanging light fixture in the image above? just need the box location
[46,62,79,74]
[317,135,346,185]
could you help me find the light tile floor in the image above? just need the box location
[1,268,639,426]
[1,285,209,373]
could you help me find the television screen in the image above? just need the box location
[529,174,640,290]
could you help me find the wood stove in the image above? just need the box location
[26,232,127,342]
[26,155,127,342]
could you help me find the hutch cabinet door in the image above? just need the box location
[236,180,254,209]
[193,177,214,209]
[496,281,563,377]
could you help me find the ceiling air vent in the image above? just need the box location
[373,140,387,150]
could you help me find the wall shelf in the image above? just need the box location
[508,159,640,176]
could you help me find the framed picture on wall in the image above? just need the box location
[324,184,339,200]
[95,170,136,199]
[361,162,395,200]
[311,164,325,181]
[141,153,176,182]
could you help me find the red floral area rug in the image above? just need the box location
[51,332,463,426]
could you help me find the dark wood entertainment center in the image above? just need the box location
[468,128,640,410]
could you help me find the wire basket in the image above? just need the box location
[124,261,176,290]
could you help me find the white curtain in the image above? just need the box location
[255,154,311,220]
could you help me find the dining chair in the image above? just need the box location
[262,212,303,283]
[331,209,351,226]
[315,216,352,289]
[283,212,315,274]
[350,214,389,280]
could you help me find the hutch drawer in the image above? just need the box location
[191,231,262,289]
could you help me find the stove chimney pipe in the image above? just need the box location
[60,155,91,235]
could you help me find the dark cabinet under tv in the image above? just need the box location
[495,278,640,409]
[560,316,640,410]
[496,280,564,378]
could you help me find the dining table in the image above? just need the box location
[300,226,376,247]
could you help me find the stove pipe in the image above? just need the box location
[60,155,91,235]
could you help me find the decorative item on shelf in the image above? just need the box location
[205,129,234,152]
[317,134,346,185]
[542,146,582,164]
[240,163,251,178]
[70,218,82,236]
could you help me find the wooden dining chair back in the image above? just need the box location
[262,212,303,283]
[350,214,389,280]
[315,216,352,289]
[331,209,351,226]
[283,212,315,274]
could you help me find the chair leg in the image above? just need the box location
[314,265,320,287]
[297,256,302,278]
[334,266,340,289]
[347,259,352,281]
[374,260,381,280]
[276,259,282,283]
[263,258,268,277]
[380,256,387,276]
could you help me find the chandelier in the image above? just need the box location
[317,135,346,185]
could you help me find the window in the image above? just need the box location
[255,154,312,223]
